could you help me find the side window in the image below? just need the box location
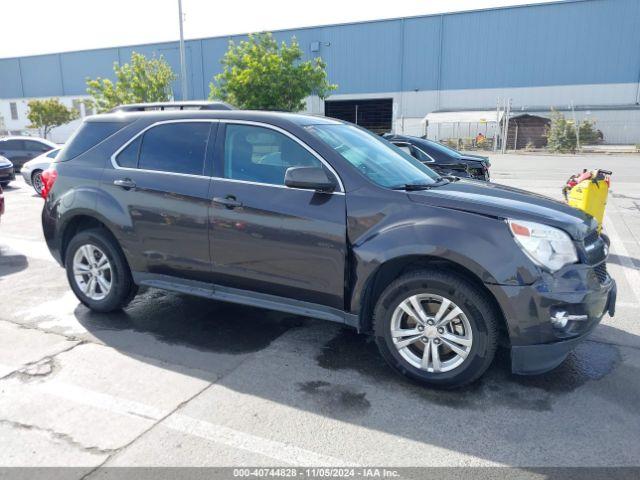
[137,122,211,175]
[115,136,141,168]
[412,147,434,163]
[46,149,60,159]
[3,140,25,150]
[224,124,322,186]
[393,143,413,156]
[25,141,51,153]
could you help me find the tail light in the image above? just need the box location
[41,168,58,199]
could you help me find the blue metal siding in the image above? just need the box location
[0,59,23,98]
[440,0,640,90]
[1,0,638,100]
[19,54,63,97]
[59,48,119,95]
[401,16,442,91]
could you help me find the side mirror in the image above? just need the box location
[284,166,336,192]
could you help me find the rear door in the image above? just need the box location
[103,120,216,282]
[209,121,347,309]
[0,140,26,166]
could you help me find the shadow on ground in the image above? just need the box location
[0,246,28,278]
[73,288,640,466]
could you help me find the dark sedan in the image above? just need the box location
[385,134,491,181]
[0,155,15,187]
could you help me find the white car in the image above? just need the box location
[21,147,60,195]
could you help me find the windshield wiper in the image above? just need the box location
[391,178,450,191]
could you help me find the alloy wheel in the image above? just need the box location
[32,172,44,195]
[72,244,112,301]
[390,294,473,373]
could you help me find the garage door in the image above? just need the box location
[324,99,393,134]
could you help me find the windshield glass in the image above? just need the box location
[422,139,461,157]
[306,124,440,188]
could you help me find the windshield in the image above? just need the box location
[306,124,440,188]
[422,139,462,158]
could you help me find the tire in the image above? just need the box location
[0,182,9,188]
[31,170,43,195]
[65,228,138,312]
[373,269,498,388]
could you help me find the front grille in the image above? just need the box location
[594,263,609,284]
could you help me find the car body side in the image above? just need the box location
[42,111,614,375]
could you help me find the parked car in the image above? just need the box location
[0,184,4,221]
[22,148,60,195]
[0,155,15,187]
[384,134,491,181]
[41,104,616,388]
[0,136,57,172]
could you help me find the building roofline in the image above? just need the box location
[0,0,595,61]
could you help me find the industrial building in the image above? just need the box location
[1,0,639,144]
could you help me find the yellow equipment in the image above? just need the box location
[567,169,611,232]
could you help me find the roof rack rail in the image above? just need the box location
[110,101,235,113]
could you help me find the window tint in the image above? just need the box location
[25,141,51,152]
[224,124,322,186]
[2,140,24,150]
[57,121,127,162]
[138,122,210,175]
[115,136,141,168]
[46,149,60,159]
[307,124,440,188]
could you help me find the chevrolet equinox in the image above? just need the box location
[41,103,616,387]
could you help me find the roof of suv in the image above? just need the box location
[91,109,344,127]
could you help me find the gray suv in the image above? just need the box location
[41,103,616,388]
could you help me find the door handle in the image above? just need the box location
[213,196,243,209]
[113,178,136,190]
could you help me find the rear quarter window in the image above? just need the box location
[56,121,128,162]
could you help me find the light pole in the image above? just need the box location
[177,0,188,100]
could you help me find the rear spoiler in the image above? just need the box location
[110,101,235,113]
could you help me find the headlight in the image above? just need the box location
[507,219,578,272]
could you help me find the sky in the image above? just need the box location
[2,0,559,59]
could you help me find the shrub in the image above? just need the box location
[546,110,576,153]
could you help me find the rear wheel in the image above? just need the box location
[65,228,138,312]
[0,182,9,187]
[373,269,498,388]
[31,170,43,195]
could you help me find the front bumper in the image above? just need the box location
[21,168,32,185]
[0,166,15,183]
[487,262,616,375]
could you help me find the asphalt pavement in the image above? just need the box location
[0,153,639,476]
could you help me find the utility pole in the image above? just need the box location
[571,101,580,151]
[177,0,188,100]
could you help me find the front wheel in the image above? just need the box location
[373,269,499,388]
[65,228,138,312]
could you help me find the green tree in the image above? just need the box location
[578,119,600,145]
[27,98,79,139]
[210,33,337,111]
[86,52,176,112]
[546,110,577,153]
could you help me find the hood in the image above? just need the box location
[0,156,12,168]
[408,179,596,240]
[459,154,490,166]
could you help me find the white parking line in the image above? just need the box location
[164,414,357,467]
[604,205,640,306]
[0,236,56,263]
[35,380,353,466]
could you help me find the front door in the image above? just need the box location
[210,122,346,309]
[103,120,216,282]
